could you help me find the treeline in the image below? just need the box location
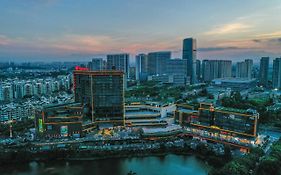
[211,139,281,175]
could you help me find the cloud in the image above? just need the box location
[0,35,13,45]
[256,31,281,39]
[204,23,252,35]
[198,47,243,52]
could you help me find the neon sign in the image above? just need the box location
[75,66,89,71]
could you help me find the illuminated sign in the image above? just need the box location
[60,126,68,137]
[38,119,43,133]
[75,66,89,71]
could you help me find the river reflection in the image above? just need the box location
[1,154,209,175]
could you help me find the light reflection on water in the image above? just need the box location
[2,154,209,175]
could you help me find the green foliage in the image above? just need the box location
[211,147,264,175]
[257,139,281,175]
[126,83,186,102]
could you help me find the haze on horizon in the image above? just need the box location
[0,0,281,62]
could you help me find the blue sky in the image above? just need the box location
[0,0,281,62]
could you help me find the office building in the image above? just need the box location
[211,78,257,91]
[135,54,148,81]
[166,58,187,75]
[147,51,171,76]
[202,60,232,82]
[272,57,281,89]
[236,59,253,79]
[182,38,197,84]
[259,57,269,87]
[106,53,129,79]
[88,58,103,71]
[73,70,125,126]
[35,103,83,138]
[147,74,186,86]
[196,60,201,81]
[175,103,259,138]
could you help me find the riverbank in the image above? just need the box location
[0,141,227,172]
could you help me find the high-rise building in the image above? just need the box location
[202,60,232,82]
[135,54,148,81]
[2,85,13,102]
[259,57,269,87]
[34,82,43,96]
[147,51,171,76]
[73,70,124,126]
[24,83,33,97]
[106,53,129,79]
[182,38,197,84]
[236,59,253,79]
[129,66,136,80]
[166,58,187,76]
[272,57,281,89]
[196,60,201,81]
[88,58,103,71]
[14,81,24,99]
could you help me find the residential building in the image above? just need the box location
[259,57,269,87]
[202,60,232,82]
[272,57,281,89]
[236,59,253,79]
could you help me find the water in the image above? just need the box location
[1,155,209,175]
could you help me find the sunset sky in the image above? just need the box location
[0,0,281,62]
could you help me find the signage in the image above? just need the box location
[75,66,89,71]
[38,119,43,133]
[60,126,68,137]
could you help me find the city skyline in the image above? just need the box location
[0,0,281,62]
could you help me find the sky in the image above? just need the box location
[0,0,281,62]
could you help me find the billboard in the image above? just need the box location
[60,126,68,137]
[38,119,43,133]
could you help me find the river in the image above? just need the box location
[1,154,210,175]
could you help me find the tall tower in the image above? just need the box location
[272,57,281,89]
[135,54,148,81]
[182,38,197,84]
[259,57,269,87]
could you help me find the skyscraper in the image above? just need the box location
[272,57,281,89]
[202,60,232,82]
[135,54,148,81]
[73,70,124,126]
[259,57,269,87]
[106,53,129,79]
[182,38,197,84]
[196,60,201,81]
[88,58,103,71]
[236,59,253,79]
[147,51,171,76]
